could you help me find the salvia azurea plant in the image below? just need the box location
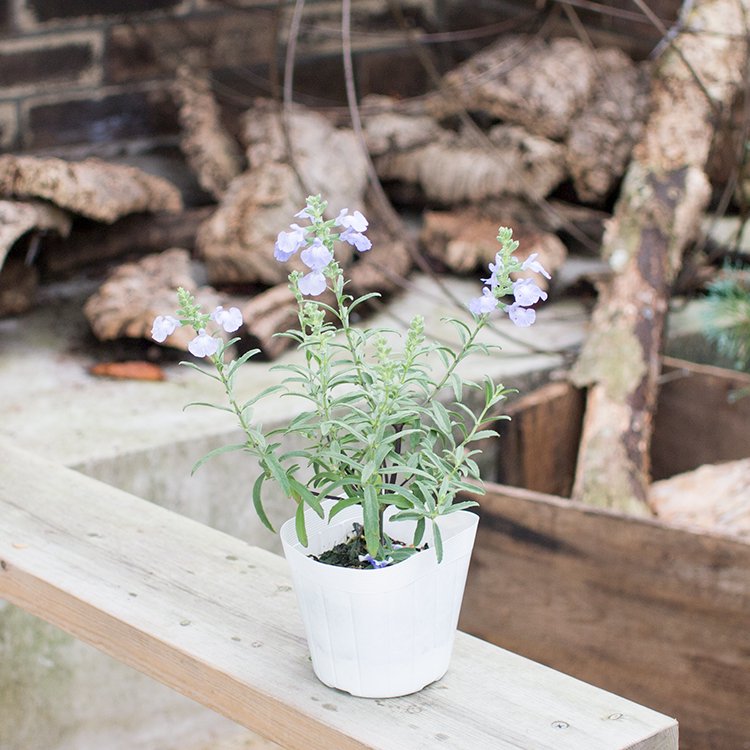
[152,195,550,566]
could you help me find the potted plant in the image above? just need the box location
[151,195,550,697]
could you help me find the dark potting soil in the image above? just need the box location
[311,523,428,569]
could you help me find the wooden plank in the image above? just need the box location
[0,440,676,750]
[496,381,585,497]
[461,481,750,750]
[652,356,750,480]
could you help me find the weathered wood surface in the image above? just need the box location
[461,481,749,750]
[0,441,677,750]
[570,0,749,513]
[652,357,750,479]
[494,380,585,498]
[0,155,183,223]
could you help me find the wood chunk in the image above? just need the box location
[348,227,412,298]
[198,100,367,286]
[173,66,245,200]
[83,248,220,349]
[0,257,38,317]
[420,208,566,288]
[374,125,565,204]
[42,206,213,275]
[362,97,443,157]
[242,99,368,216]
[650,459,750,539]
[0,155,183,224]
[565,50,651,203]
[0,199,71,271]
[570,0,749,515]
[437,36,597,139]
[89,361,166,382]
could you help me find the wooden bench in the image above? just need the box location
[0,440,678,749]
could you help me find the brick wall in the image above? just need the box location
[0,1,680,156]
[0,0,438,155]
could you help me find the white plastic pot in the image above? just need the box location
[280,499,479,698]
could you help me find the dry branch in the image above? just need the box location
[0,156,183,223]
[570,0,749,514]
[173,66,245,200]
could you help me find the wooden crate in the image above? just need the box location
[461,357,750,750]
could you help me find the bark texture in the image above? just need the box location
[420,208,566,288]
[372,122,566,204]
[173,66,245,200]
[198,100,367,286]
[650,458,750,538]
[0,156,183,223]
[83,248,220,348]
[570,0,749,514]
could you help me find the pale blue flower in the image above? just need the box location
[188,329,220,357]
[274,224,307,262]
[468,287,498,315]
[300,239,333,272]
[521,253,551,279]
[210,306,243,333]
[294,206,313,220]
[507,303,536,327]
[298,271,327,296]
[335,209,368,233]
[512,278,548,307]
[151,315,180,343]
[341,229,372,252]
[359,553,392,569]
[336,209,372,253]
[481,253,503,289]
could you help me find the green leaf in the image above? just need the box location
[289,477,324,518]
[251,473,275,532]
[432,520,444,563]
[467,429,499,442]
[363,485,381,556]
[178,361,221,382]
[191,443,246,475]
[183,401,234,413]
[413,517,426,546]
[329,495,361,519]
[443,500,479,513]
[295,501,308,547]
[265,453,291,497]
[241,384,285,411]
